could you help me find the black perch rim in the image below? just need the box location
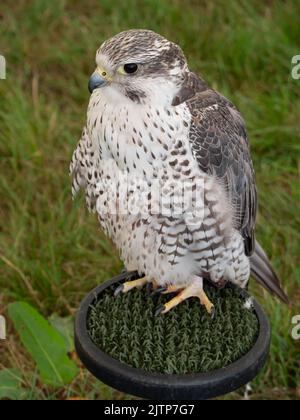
[75,272,271,400]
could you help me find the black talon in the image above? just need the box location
[210,306,216,320]
[155,304,165,316]
[146,283,153,295]
[114,284,124,297]
[150,286,167,297]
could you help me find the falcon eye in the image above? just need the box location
[123,63,138,74]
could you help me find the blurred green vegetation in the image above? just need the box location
[0,0,299,400]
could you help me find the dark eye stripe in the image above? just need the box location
[124,63,138,74]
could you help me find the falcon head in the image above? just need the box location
[88,29,188,105]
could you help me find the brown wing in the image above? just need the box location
[175,72,257,255]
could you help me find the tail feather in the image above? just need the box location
[250,241,289,304]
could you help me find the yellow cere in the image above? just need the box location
[96,67,112,81]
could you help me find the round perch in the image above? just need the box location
[75,272,270,400]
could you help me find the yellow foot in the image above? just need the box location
[114,277,148,296]
[149,283,183,296]
[161,284,184,294]
[155,277,215,317]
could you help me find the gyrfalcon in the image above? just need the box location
[70,29,288,315]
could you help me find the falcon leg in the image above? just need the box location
[161,284,184,294]
[155,277,215,317]
[114,277,152,296]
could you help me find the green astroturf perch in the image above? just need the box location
[70,29,289,317]
[88,284,260,374]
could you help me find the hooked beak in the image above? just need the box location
[88,67,111,93]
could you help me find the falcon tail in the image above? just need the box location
[250,241,289,304]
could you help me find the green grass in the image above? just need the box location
[0,0,299,400]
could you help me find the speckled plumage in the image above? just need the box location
[70,30,288,303]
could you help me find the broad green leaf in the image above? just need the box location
[8,302,78,387]
[0,369,24,400]
[49,314,74,353]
